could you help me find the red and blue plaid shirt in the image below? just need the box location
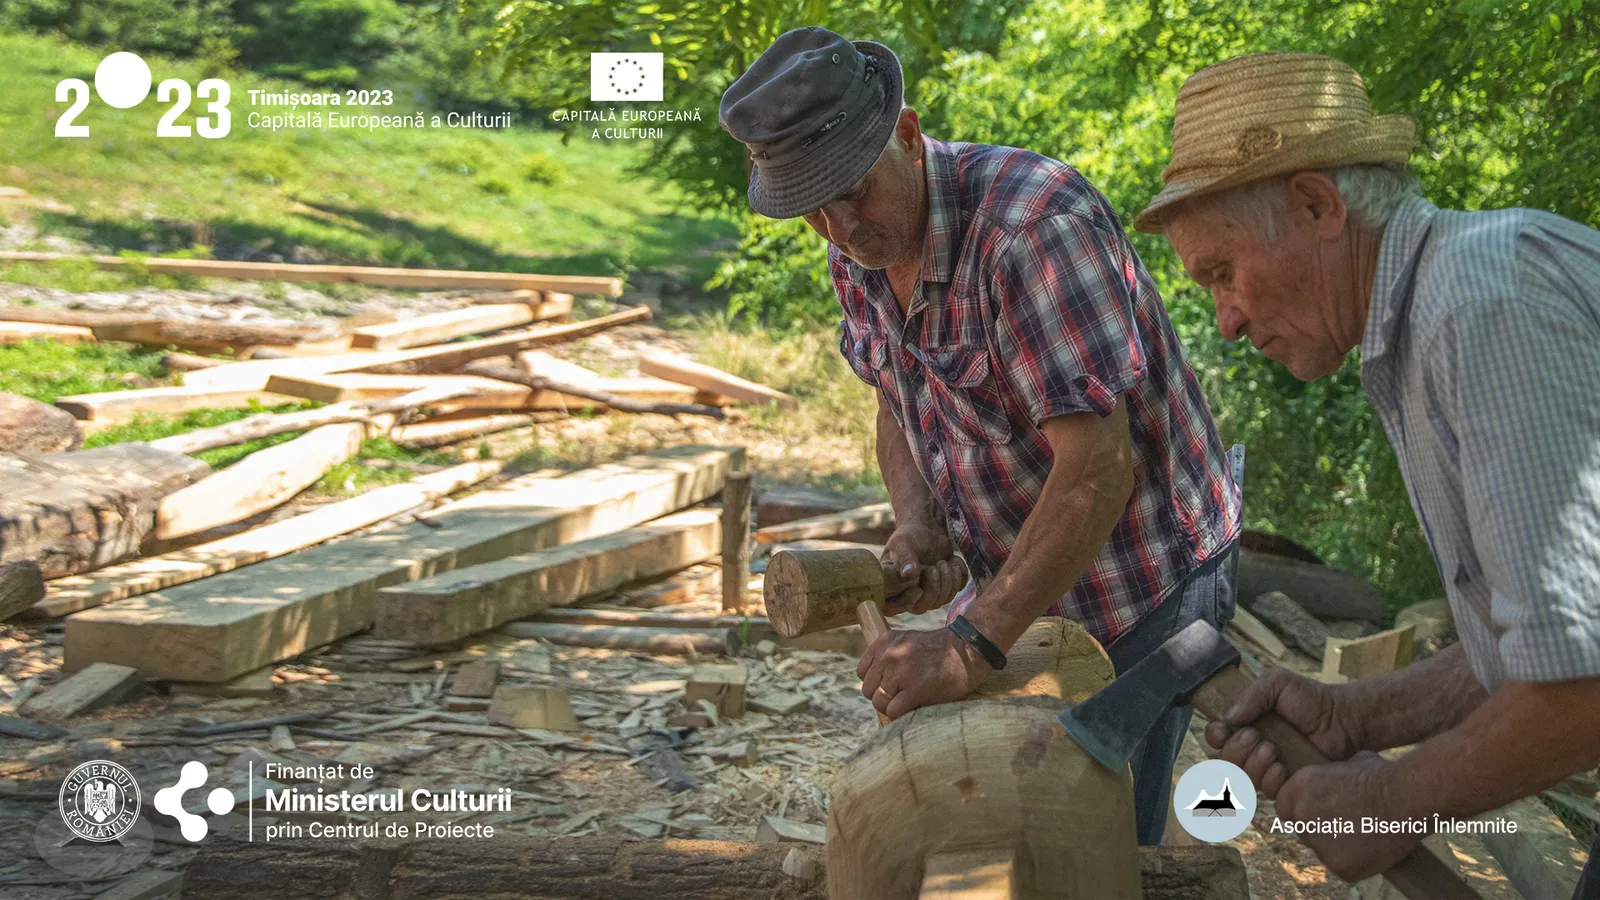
[833,137,1239,646]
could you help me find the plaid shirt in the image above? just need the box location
[833,137,1239,646]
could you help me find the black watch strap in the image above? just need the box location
[949,615,1007,670]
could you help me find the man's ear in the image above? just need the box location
[1287,171,1349,240]
[897,108,923,163]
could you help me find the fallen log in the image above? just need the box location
[0,251,624,296]
[152,421,367,540]
[639,351,798,410]
[0,445,210,578]
[146,383,475,455]
[65,446,742,681]
[1237,548,1386,620]
[374,508,723,643]
[463,360,725,419]
[30,460,506,618]
[498,621,735,655]
[179,836,1246,900]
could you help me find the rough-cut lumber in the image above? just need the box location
[374,508,723,643]
[0,251,624,296]
[354,307,654,376]
[621,566,720,608]
[827,618,1139,899]
[1225,604,1288,659]
[722,472,753,609]
[0,391,82,453]
[487,685,576,730]
[685,663,747,718]
[463,360,726,419]
[152,421,366,540]
[502,622,736,656]
[65,446,741,681]
[161,351,228,371]
[179,351,413,392]
[0,444,210,578]
[351,302,552,351]
[18,662,141,721]
[169,666,276,699]
[1248,590,1332,659]
[754,485,862,527]
[1324,624,1414,680]
[179,836,1244,900]
[53,386,303,423]
[523,606,772,633]
[0,320,94,344]
[0,306,160,329]
[639,350,798,410]
[754,502,894,544]
[0,560,45,620]
[147,383,474,455]
[93,318,335,348]
[1238,548,1387,620]
[388,413,535,448]
[33,460,503,617]
[449,661,501,698]
[515,349,606,382]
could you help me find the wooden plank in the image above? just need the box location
[179,351,414,392]
[351,307,653,376]
[449,661,501,699]
[350,303,540,351]
[33,460,504,617]
[1323,624,1414,680]
[64,446,742,681]
[487,685,576,730]
[516,349,606,383]
[639,351,797,410]
[524,607,771,631]
[0,321,94,344]
[264,373,535,408]
[1225,604,1288,659]
[753,501,894,544]
[0,445,210,578]
[501,621,735,656]
[373,508,722,644]
[152,421,366,540]
[0,306,160,328]
[18,662,141,721]
[53,386,303,422]
[0,251,624,296]
[93,319,334,348]
[388,413,535,448]
[722,472,753,610]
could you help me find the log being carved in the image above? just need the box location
[825,617,1140,900]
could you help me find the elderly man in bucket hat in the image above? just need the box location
[1140,52,1600,890]
[720,26,1242,845]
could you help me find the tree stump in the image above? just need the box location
[826,617,1140,899]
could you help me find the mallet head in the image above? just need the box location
[1057,618,1240,771]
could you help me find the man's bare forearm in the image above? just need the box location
[1337,643,1488,751]
[1385,674,1600,823]
[963,406,1134,653]
[875,392,944,528]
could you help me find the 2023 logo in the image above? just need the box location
[56,51,229,139]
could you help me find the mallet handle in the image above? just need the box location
[1192,666,1480,900]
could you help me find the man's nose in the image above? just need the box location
[1215,293,1247,342]
[815,203,859,245]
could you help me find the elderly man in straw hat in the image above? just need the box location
[720,26,1243,845]
[1139,51,1600,888]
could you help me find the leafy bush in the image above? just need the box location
[706,214,836,332]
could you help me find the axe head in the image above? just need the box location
[1058,618,1240,772]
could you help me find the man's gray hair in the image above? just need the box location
[1180,165,1421,242]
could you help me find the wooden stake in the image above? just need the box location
[722,472,753,610]
[0,250,624,296]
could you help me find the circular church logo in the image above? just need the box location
[59,760,141,842]
[1173,758,1257,843]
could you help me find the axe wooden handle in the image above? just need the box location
[857,601,891,727]
[1192,665,1480,900]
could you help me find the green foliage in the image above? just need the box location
[706,214,836,331]
[0,341,169,403]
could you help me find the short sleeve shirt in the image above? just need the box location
[1363,196,1600,689]
[832,137,1239,646]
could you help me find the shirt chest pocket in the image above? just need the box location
[918,344,1013,445]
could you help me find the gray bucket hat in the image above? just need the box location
[719,27,904,219]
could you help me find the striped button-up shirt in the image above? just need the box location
[1364,195,1600,688]
[833,137,1239,646]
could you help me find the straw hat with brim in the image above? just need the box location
[720,27,904,219]
[1134,52,1416,234]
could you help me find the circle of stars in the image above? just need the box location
[607,58,646,97]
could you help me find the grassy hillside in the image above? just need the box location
[0,29,734,284]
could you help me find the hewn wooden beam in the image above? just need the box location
[349,302,562,351]
[639,351,797,410]
[53,386,303,422]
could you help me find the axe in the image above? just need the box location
[1059,619,1479,900]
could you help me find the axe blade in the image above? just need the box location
[1058,618,1241,771]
